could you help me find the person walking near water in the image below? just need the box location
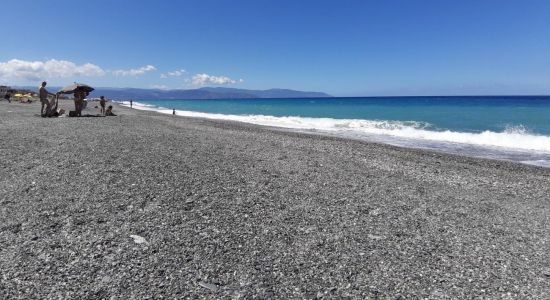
[39,81,55,116]
[99,96,106,116]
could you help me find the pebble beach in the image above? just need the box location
[1,100,549,298]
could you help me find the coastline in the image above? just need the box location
[119,99,550,168]
[1,100,549,298]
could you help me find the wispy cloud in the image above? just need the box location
[113,65,156,76]
[192,73,240,85]
[160,69,186,78]
[0,59,105,81]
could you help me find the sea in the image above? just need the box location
[120,96,550,168]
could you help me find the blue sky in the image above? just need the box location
[1,0,550,96]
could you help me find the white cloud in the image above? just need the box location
[151,84,169,90]
[113,65,156,76]
[160,69,186,78]
[0,59,105,81]
[192,73,238,85]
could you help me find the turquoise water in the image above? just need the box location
[126,96,550,167]
[135,96,550,134]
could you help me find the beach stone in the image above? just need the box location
[101,275,112,284]
[198,281,219,292]
[129,235,148,245]
[367,234,385,240]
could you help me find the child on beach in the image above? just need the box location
[105,105,116,116]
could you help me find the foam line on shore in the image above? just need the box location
[120,101,550,153]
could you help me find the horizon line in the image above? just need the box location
[6,84,550,98]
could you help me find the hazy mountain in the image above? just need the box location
[16,86,331,100]
[114,88,257,100]
[195,87,331,99]
[93,87,331,100]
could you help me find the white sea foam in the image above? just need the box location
[521,160,550,168]
[122,101,550,154]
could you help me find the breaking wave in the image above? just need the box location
[121,101,550,153]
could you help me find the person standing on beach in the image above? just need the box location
[73,90,82,116]
[130,100,133,108]
[39,81,54,116]
[73,90,88,117]
[99,96,106,115]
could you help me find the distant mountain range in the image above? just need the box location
[16,86,331,100]
[95,87,332,100]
